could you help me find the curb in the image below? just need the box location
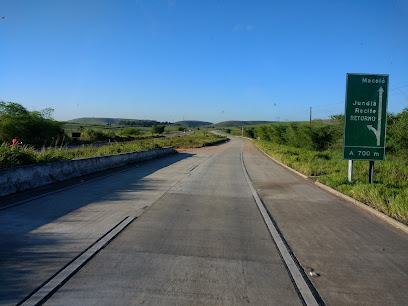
[246,139,408,235]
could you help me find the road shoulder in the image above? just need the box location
[242,138,408,306]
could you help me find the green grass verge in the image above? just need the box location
[253,140,408,225]
[0,132,227,169]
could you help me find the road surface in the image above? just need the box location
[0,137,407,305]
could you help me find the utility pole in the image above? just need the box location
[310,107,312,126]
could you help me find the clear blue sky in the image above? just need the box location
[1,0,407,123]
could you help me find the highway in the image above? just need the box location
[1,137,407,305]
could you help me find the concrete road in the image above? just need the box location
[1,137,407,305]
[242,140,408,305]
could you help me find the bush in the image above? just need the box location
[151,125,165,134]
[252,122,340,152]
[118,127,141,137]
[266,123,286,144]
[81,128,117,142]
[0,143,37,168]
[386,108,408,156]
[254,125,270,141]
[245,127,255,138]
[309,123,338,151]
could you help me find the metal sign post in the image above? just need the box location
[369,161,375,184]
[343,73,389,183]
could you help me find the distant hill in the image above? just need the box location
[212,121,275,127]
[69,118,127,125]
[68,117,171,127]
[174,120,213,127]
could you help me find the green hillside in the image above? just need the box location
[69,117,170,127]
[212,121,275,127]
[174,120,212,127]
[69,117,127,124]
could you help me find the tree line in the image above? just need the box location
[243,108,408,156]
[119,120,172,127]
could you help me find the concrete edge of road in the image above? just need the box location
[0,147,176,197]
[245,138,408,235]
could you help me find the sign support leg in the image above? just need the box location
[348,160,353,182]
[369,161,375,184]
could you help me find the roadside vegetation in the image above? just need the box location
[0,101,195,148]
[0,101,227,170]
[0,101,65,147]
[227,110,408,225]
[0,131,227,169]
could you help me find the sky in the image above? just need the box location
[1,0,408,123]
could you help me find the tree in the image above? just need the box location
[0,101,65,146]
[151,125,165,134]
[0,101,29,116]
[40,107,55,119]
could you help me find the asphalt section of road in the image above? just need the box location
[242,139,408,306]
[42,139,305,305]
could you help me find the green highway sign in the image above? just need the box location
[343,73,389,161]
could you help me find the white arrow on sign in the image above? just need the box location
[367,87,383,146]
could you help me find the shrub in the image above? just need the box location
[0,143,37,168]
[118,127,142,137]
[151,125,165,134]
[244,127,255,138]
[252,122,340,152]
[386,108,408,156]
[81,128,117,142]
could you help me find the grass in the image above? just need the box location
[152,131,227,149]
[252,139,408,225]
[0,132,227,169]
